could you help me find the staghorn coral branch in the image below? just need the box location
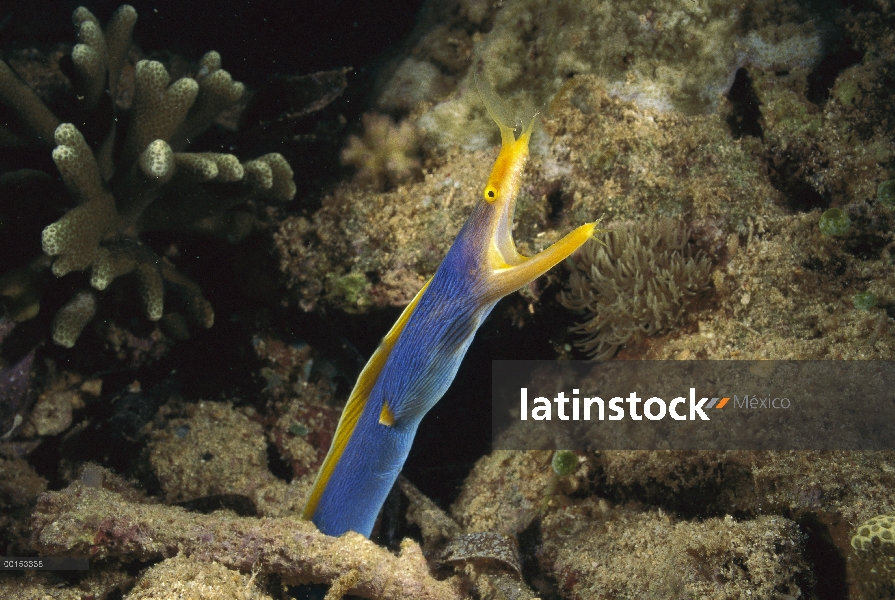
[32,482,462,600]
[139,153,295,236]
[0,60,61,145]
[169,51,246,151]
[103,5,138,102]
[113,138,176,229]
[124,60,199,168]
[43,124,118,276]
[174,152,245,182]
[51,291,97,348]
[71,5,137,178]
[71,7,108,109]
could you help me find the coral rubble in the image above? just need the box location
[383,0,823,150]
[30,481,462,600]
[126,554,274,600]
[148,400,317,518]
[541,502,809,598]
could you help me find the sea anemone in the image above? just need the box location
[561,219,712,359]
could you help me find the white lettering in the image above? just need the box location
[626,392,642,420]
[584,397,604,420]
[532,396,551,420]
[609,397,624,420]
[644,397,666,420]
[690,388,709,420]
[555,392,570,420]
[520,388,527,420]
[670,397,686,420]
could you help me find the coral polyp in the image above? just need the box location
[340,112,421,190]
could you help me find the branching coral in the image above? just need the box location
[0,5,296,347]
[561,219,712,359]
[341,112,420,190]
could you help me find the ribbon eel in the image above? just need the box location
[303,77,599,537]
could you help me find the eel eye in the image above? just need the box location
[484,186,499,202]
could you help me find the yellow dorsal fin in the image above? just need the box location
[303,278,432,520]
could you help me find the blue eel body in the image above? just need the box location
[303,79,598,537]
[310,212,500,537]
